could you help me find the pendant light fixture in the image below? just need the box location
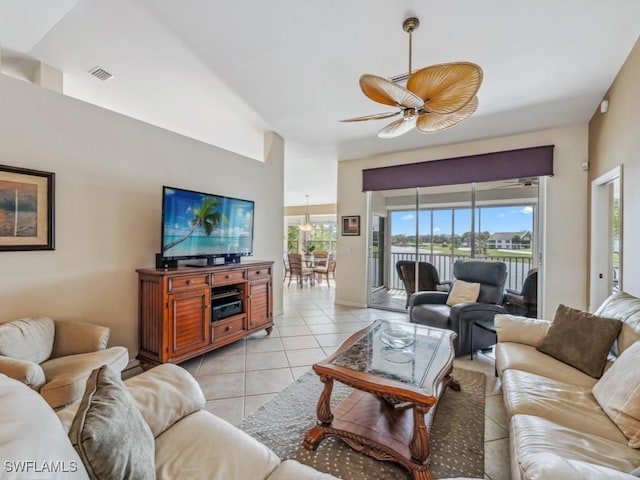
[299,194,314,232]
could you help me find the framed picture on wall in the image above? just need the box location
[342,215,360,236]
[0,165,55,251]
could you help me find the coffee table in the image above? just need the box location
[303,320,459,480]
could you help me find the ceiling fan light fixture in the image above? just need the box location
[342,17,483,138]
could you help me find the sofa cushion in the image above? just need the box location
[266,460,338,480]
[0,316,54,364]
[155,410,281,480]
[512,452,640,480]
[69,365,155,480]
[593,341,640,448]
[446,280,480,306]
[502,369,628,443]
[124,363,206,437]
[495,314,550,346]
[496,342,598,388]
[510,414,640,477]
[0,374,89,479]
[40,346,129,408]
[595,291,640,356]
[411,304,451,328]
[536,304,621,378]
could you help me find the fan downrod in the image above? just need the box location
[402,17,419,33]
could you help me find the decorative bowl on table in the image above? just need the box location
[380,326,415,349]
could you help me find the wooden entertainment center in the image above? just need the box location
[136,260,273,366]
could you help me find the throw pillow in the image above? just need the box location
[69,365,155,480]
[446,280,481,306]
[593,341,640,448]
[536,304,622,378]
[0,317,55,364]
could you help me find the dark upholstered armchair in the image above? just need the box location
[396,261,451,308]
[503,269,538,318]
[409,260,507,357]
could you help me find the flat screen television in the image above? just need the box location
[160,186,254,264]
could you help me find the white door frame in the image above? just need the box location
[590,165,623,311]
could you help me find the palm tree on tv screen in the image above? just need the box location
[163,197,227,252]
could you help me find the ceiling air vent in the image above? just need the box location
[89,66,114,81]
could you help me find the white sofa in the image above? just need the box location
[495,292,640,480]
[0,363,336,480]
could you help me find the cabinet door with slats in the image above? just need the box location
[168,289,211,358]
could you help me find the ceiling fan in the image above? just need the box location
[341,17,483,138]
[493,177,540,190]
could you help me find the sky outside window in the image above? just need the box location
[391,205,533,236]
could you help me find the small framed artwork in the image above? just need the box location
[0,165,55,251]
[342,215,360,236]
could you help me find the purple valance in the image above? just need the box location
[362,145,554,191]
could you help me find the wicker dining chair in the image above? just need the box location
[287,253,314,287]
[314,254,336,286]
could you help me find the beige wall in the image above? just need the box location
[336,125,589,318]
[0,74,284,357]
[589,38,640,299]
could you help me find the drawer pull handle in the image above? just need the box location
[225,326,230,332]
[187,280,193,285]
[256,271,261,275]
[225,275,229,279]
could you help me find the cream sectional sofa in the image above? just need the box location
[495,292,640,480]
[0,363,336,480]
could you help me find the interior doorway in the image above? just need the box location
[590,166,622,311]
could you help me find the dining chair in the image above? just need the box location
[287,253,314,287]
[313,254,336,286]
[282,252,291,283]
[313,251,328,267]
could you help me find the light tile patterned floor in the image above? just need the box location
[179,281,510,480]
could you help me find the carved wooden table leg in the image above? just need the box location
[265,326,273,335]
[303,375,334,450]
[409,403,430,462]
[316,375,334,425]
[446,374,461,391]
[412,469,435,480]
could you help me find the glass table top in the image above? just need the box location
[329,320,455,393]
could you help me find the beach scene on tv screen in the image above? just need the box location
[162,188,253,257]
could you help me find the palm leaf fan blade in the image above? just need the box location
[360,74,424,109]
[378,115,417,138]
[407,62,482,114]
[416,96,479,133]
[340,111,400,122]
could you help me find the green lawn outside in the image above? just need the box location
[395,243,532,258]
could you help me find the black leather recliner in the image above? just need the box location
[409,260,507,357]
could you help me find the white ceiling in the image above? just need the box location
[1,0,639,207]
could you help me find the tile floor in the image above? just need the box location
[178,281,510,480]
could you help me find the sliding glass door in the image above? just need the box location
[368,179,539,311]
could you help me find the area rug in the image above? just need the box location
[239,366,485,479]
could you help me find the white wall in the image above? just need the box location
[0,74,284,356]
[589,38,640,299]
[336,125,589,319]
